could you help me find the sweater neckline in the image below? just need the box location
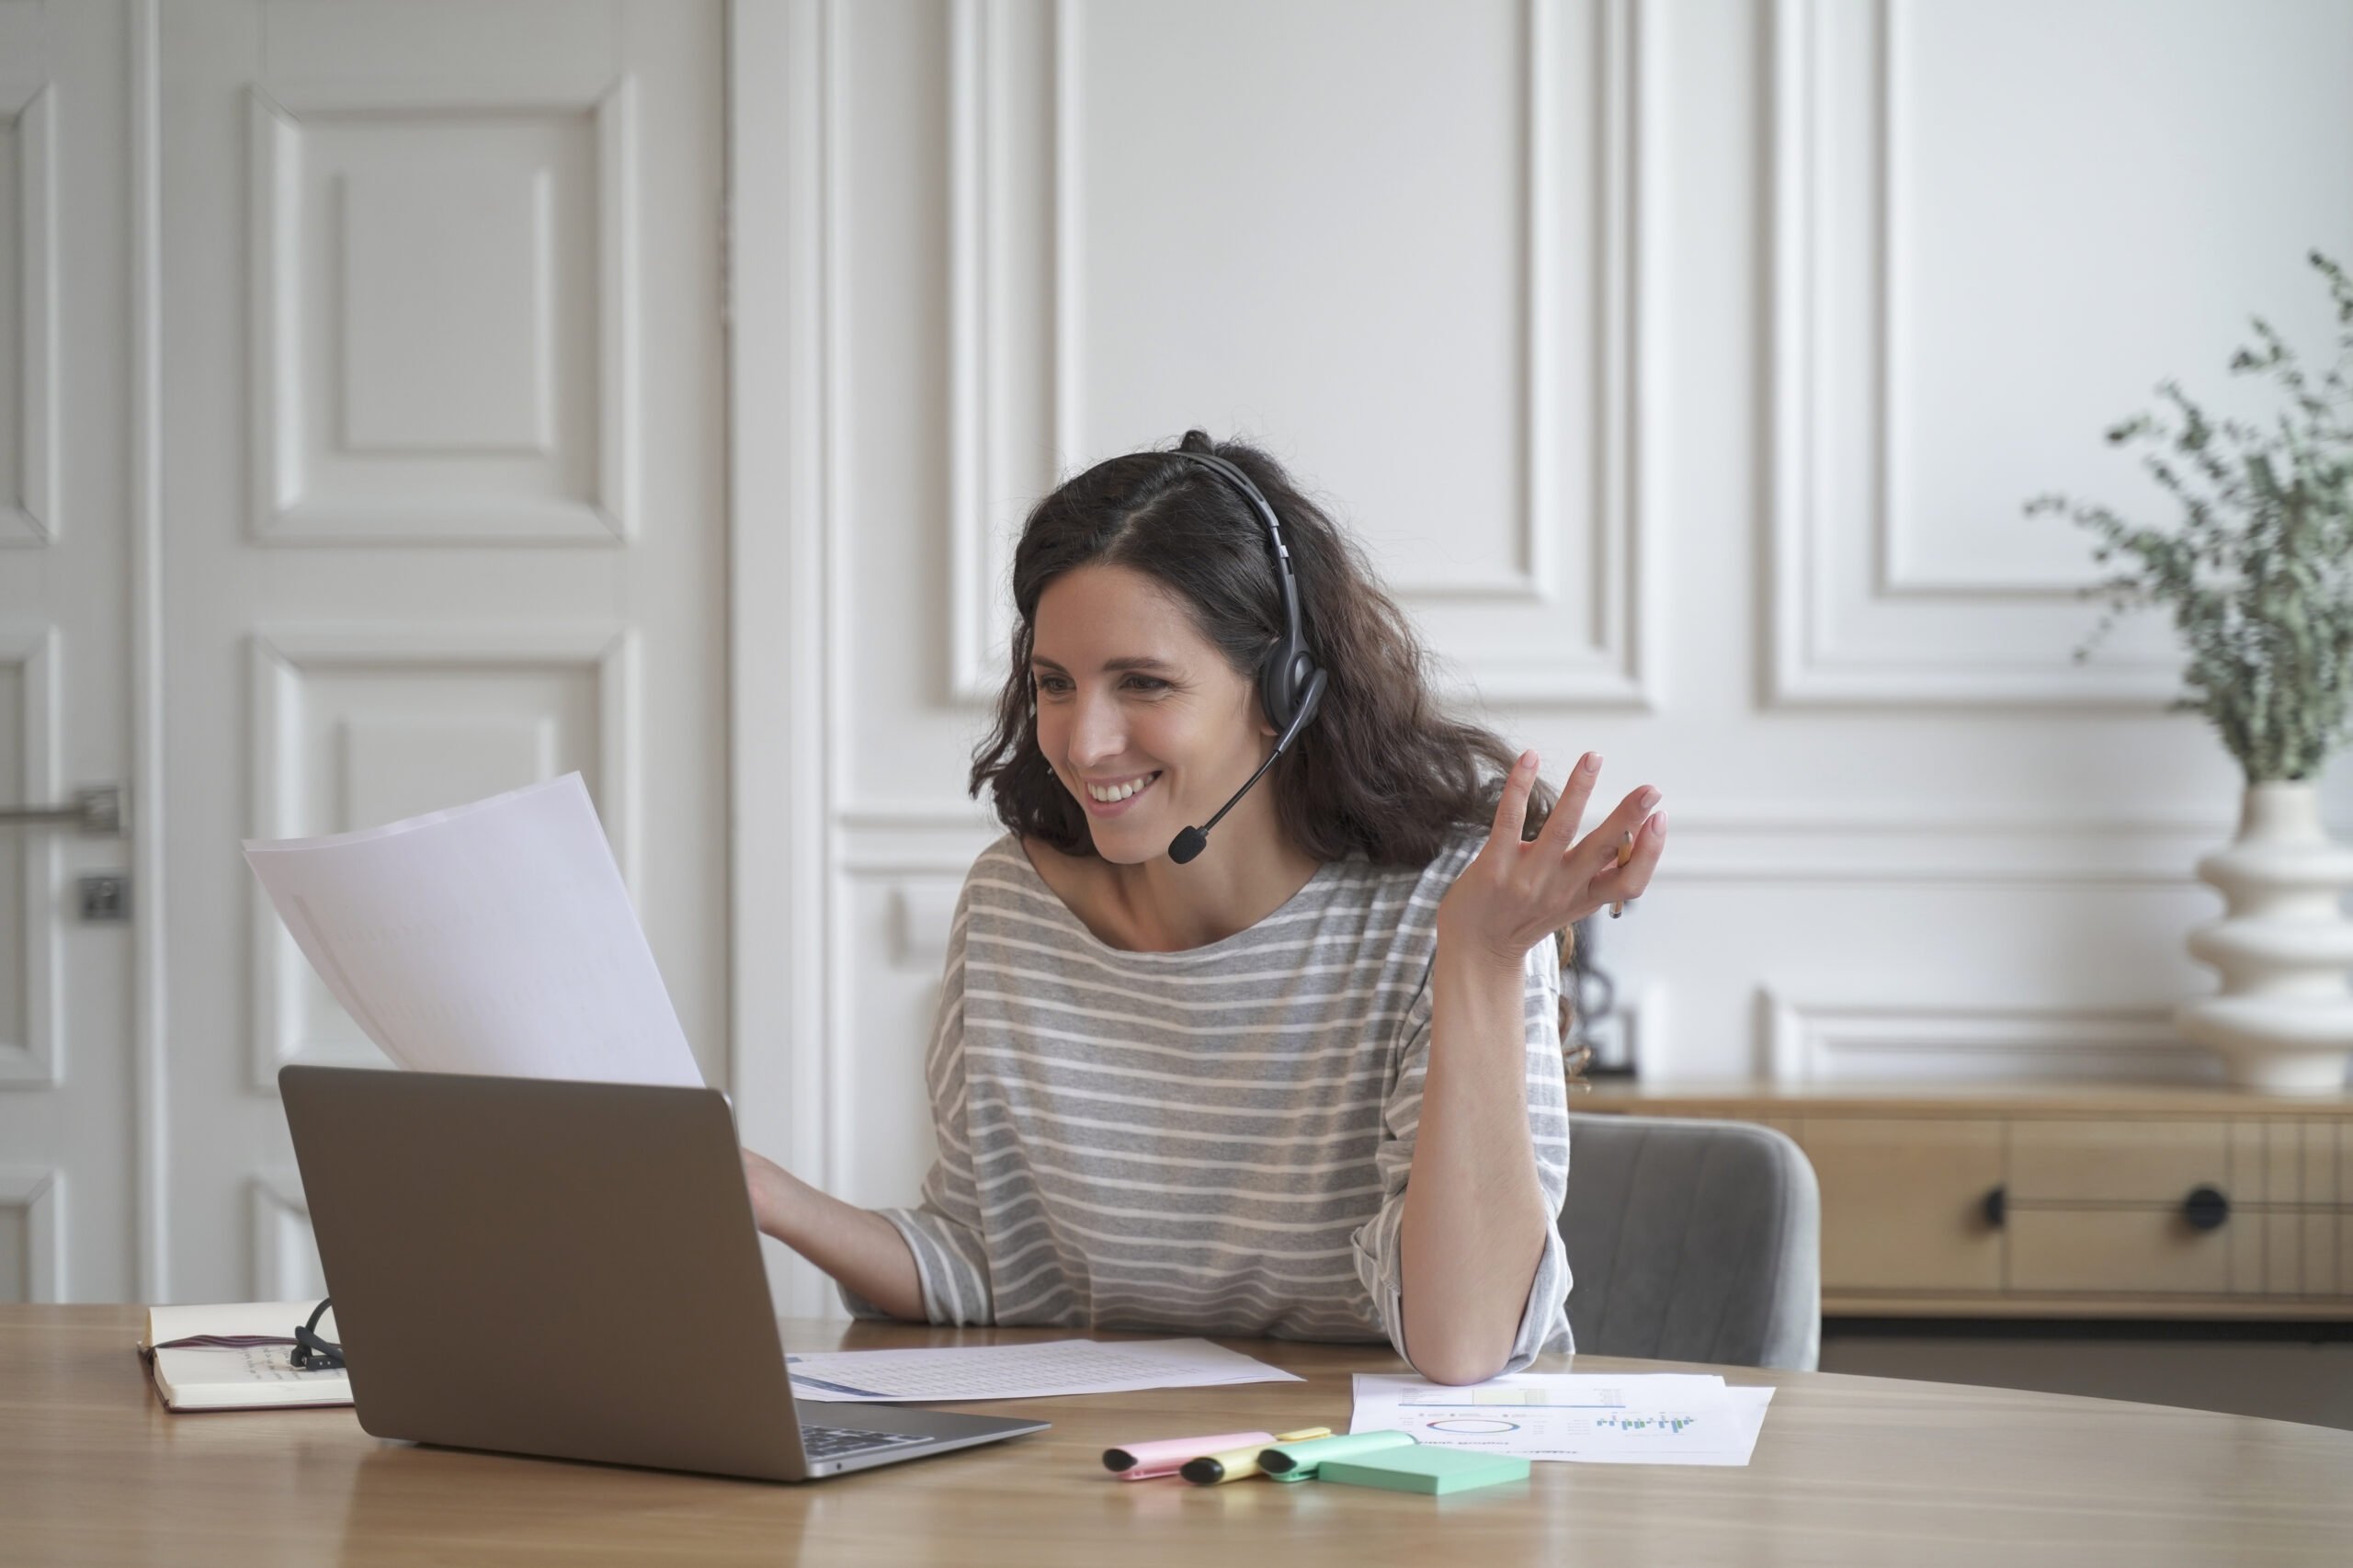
[1006,837,1345,962]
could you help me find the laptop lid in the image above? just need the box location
[279,1065,814,1481]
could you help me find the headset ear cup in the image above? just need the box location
[1260,643,1321,738]
[1257,648,1296,733]
[1290,659,1326,732]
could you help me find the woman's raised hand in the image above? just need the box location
[1436,750,1665,971]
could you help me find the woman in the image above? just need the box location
[743,431,1665,1384]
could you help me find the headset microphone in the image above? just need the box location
[1167,666,1326,866]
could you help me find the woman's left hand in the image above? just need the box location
[1437,749,1665,971]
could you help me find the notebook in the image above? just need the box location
[139,1301,353,1412]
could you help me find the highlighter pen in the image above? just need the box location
[1257,1429,1418,1481]
[1609,828,1635,918]
[1103,1431,1277,1481]
[1179,1426,1333,1485]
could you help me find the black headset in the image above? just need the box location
[1157,448,1329,865]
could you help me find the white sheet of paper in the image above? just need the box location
[243,774,704,1087]
[1351,1372,1774,1465]
[784,1338,1304,1403]
[1521,1384,1776,1466]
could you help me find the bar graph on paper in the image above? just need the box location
[1354,1373,1773,1465]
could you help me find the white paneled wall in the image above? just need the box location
[8,0,2346,1313]
[156,0,726,1307]
[1,0,725,1305]
[731,0,2353,1317]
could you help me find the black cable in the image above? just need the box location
[289,1297,344,1370]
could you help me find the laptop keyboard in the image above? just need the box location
[800,1423,931,1461]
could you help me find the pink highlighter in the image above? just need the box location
[1102,1431,1274,1481]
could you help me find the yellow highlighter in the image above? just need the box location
[1179,1426,1332,1485]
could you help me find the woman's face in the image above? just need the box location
[1029,563,1275,863]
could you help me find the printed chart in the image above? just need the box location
[1352,1373,1775,1466]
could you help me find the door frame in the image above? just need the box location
[129,0,169,1302]
[726,0,835,1316]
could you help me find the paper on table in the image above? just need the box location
[1351,1372,1773,1466]
[1555,1384,1775,1466]
[785,1338,1303,1403]
[242,774,704,1087]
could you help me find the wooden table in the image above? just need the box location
[6,1307,2351,1566]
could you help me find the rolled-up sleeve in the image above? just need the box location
[836,885,997,1324]
[1350,935,1574,1372]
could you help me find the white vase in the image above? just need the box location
[2176,782,2353,1093]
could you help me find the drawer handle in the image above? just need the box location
[1981,1185,2006,1229]
[2180,1185,2231,1232]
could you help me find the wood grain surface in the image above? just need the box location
[5,1306,2350,1566]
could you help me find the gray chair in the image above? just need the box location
[1559,1112,1822,1370]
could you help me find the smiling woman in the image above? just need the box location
[740,431,1665,1385]
[1017,563,1320,950]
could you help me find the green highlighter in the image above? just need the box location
[1318,1446,1530,1496]
[1257,1429,1419,1481]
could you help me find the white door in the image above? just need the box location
[0,0,142,1304]
[159,0,727,1302]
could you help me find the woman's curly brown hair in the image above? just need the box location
[967,429,1583,1063]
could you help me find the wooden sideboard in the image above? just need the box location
[1578,1083,2353,1319]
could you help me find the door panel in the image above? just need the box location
[0,0,136,1303]
[161,0,724,1303]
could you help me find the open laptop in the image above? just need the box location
[278,1065,1046,1481]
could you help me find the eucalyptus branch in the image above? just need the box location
[2027,250,2353,783]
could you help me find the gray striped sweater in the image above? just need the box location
[845,829,1574,1370]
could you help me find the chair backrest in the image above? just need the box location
[1560,1112,1822,1370]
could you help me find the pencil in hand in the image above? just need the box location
[1609,829,1634,918]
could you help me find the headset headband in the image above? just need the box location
[1163,449,1305,642]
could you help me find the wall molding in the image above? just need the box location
[1759,988,2217,1084]
[1767,0,2178,708]
[0,625,61,1087]
[245,1171,321,1302]
[1,82,59,545]
[835,798,2231,885]
[245,79,640,545]
[244,628,638,1090]
[0,1166,63,1301]
[131,0,168,1301]
[949,0,1664,709]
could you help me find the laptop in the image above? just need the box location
[278,1064,1047,1481]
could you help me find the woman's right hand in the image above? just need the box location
[735,1143,926,1322]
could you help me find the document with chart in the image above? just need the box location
[1350,1372,1774,1465]
[243,773,706,1088]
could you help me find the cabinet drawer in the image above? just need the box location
[1803,1119,2004,1293]
[2008,1210,2233,1294]
[2232,1118,2348,1206]
[2009,1120,2228,1203]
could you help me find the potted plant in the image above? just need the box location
[2029,250,2353,1091]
